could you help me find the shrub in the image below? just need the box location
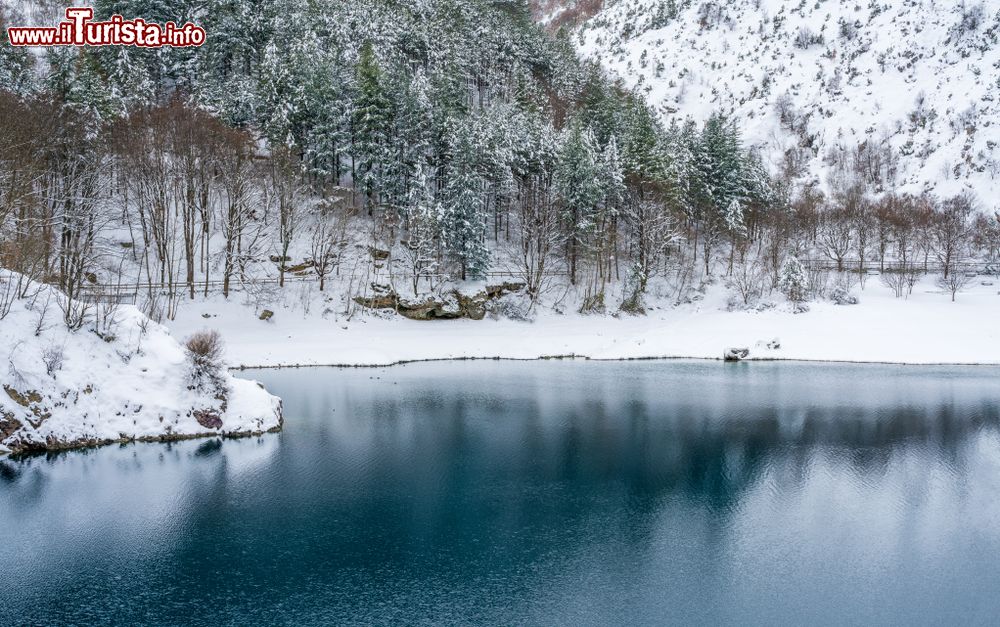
[881,271,907,298]
[42,343,65,377]
[486,293,533,321]
[830,285,859,305]
[951,2,984,38]
[185,330,225,390]
[793,27,824,49]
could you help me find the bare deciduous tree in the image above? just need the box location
[933,194,973,278]
[728,259,766,306]
[937,271,972,302]
[310,201,349,292]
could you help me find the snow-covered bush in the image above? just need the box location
[57,292,90,331]
[580,290,607,314]
[0,274,17,320]
[242,282,282,316]
[778,257,809,304]
[41,343,65,377]
[696,2,728,29]
[838,19,859,41]
[486,293,534,322]
[139,291,165,324]
[830,285,859,305]
[793,27,824,49]
[951,2,985,39]
[880,268,919,299]
[185,330,225,392]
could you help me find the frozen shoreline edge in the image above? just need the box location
[4,422,283,459]
[231,354,1000,370]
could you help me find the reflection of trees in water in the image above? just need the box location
[308,390,1000,552]
[2,370,999,623]
[223,390,998,560]
[0,433,286,625]
[176,390,1000,619]
[0,460,21,482]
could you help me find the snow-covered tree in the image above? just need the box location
[556,120,603,284]
[441,119,490,280]
[0,22,34,96]
[778,256,809,304]
[352,41,394,213]
[402,163,442,296]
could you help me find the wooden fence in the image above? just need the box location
[77,260,998,303]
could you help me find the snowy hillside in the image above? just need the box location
[576,0,1000,201]
[0,271,282,455]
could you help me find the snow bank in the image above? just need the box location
[167,275,1000,368]
[0,271,282,456]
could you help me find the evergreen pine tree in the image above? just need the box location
[778,256,809,304]
[0,18,34,96]
[556,119,603,283]
[403,162,442,295]
[441,119,490,280]
[353,41,394,212]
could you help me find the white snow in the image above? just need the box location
[0,271,281,455]
[575,0,1000,201]
[167,275,1000,368]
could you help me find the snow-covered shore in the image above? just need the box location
[168,276,1000,368]
[1,273,282,456]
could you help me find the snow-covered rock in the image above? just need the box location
[724,347,750,361]
[575,0,1000,200]
[0,270,282,456]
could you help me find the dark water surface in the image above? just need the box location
[3,360,1000,626]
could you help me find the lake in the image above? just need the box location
[2,360,1000,625]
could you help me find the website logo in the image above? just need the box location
[6,7,205,47]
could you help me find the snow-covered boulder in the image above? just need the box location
[0,271,281,456]
[723,347,750,362]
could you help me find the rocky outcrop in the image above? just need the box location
[0,412,22,440]
[354,282,526,321]
[4,386,51,428]
[367,246,391,261]
[193,409,224,430]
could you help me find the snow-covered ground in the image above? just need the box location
[0,271,282,455]
[167,275,1000,368]
[575,0,1000,200]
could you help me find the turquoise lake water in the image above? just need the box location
[2,360,1000,625]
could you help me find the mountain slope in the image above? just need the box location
[575,0,1000,201]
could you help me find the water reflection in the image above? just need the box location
[2,361,999,626]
